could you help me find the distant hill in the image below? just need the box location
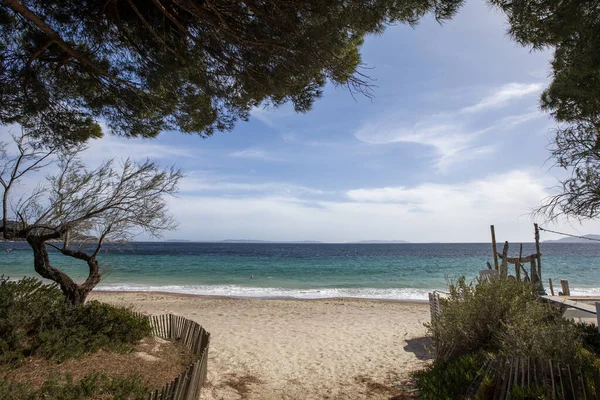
[165,239,191,242]
[221,239,322,243]
[352,240,410,244]
[544,234,600,243]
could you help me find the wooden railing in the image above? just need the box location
[139,314,210,400]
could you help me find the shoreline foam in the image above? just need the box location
[92,289,429,304]
[93,283,439,300]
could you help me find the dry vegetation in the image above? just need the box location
[2,337,194,392]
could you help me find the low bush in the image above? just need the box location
[427,277,575,363]
[0,277,152,365]
[0,277,67,365]
[578,322,600,356]
[416,277,599,399]
[0,372,149,400]
[412,353,486,400]
[498,299,582,365]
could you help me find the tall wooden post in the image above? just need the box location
[596,303,600,333]
[491,225,499,271]
[534,223,542,280]
[500,241,509,278]
[530,257,538,284]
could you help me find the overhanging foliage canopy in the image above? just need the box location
[0,0,463,143]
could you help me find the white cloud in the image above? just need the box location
[163,170,592,243]
[281,133,297,143]
[250,107,277,128]
[0,123,194,165]
[84,135,193,165]
[229,147,277,161]
[355,122,493,172]
[461,83,543,114]
[179,175,325,196]
[353,82,548,173]
[346,170,544,207]
[501,110,546,126]
[250,104,294,128]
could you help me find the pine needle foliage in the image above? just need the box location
[0,0,463,144]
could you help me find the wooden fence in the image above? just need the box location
[468,356,600,400]
[428,291,444,322]
[138,314,210,400]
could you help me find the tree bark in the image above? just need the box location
[1,189,8,238]
[26,235,102,306]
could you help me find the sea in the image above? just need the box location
[2,242,600,300]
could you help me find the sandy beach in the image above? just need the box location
[90,292,432,400]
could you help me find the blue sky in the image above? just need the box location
[3,0,600,243]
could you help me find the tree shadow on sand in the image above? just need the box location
[403,337,434,361]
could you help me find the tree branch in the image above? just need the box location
[3,0,140,90]
[126,0,178,56]
[59,246,91,262]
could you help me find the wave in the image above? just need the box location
[94,283,437,300]
[94,283,600,300]
[568,287,600,296]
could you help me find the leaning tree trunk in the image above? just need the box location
[26,235,102,306]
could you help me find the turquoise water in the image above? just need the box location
[2,242,600,299]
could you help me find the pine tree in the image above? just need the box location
[0,0,463,144]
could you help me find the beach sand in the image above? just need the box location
[91,292,432,400]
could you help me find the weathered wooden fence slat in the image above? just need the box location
[134,313,210,400]
[477,356,600,400]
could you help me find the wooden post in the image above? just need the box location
[596,303,600,333]
[500,241,509,278]
[560,280,570,296]
[534,223,543,281]
[530,257,538,284]
[549,278,555,296]
[521,264,530,282]
[491,225,499,271]
[516,244,523,281]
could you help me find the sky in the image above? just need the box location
[3,0,600,243]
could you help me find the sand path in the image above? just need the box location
[91,292,431,400]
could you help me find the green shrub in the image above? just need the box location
[0,372,149,400]
[70,300,151,345]
[418,276,599,399]
[498,299,582,365]
[36,301,152,361]
[427,277,572,363]
[0,277,67,365]
[413,353,487,400]
[578,322,600,356]
[0,278,152,365]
